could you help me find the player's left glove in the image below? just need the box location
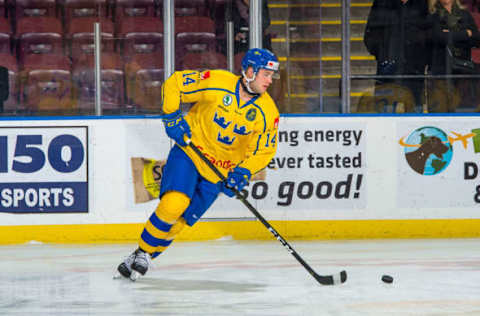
[161,109,191,146]
[220,166,251,197]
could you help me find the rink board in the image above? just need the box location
[0,115,480,244]
[1,219,480,244]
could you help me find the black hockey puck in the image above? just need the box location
[381,275,393,283]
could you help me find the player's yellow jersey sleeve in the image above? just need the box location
[237,95,280,176]
[161,70,212,114]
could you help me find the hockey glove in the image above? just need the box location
[161,109,191,147]
[221,166,251,197]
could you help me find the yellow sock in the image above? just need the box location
[151,217,187,257]
[138,191,190,255]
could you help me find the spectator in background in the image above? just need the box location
[364,0,430,113]
[427,0,480,112]
[231,0,272,54]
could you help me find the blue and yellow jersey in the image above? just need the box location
[161,69,280,184]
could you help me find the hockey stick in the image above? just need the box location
[187,140,347,286]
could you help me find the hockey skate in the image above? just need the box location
[114,248,151,281]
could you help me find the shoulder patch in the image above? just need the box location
[246,108,257,121]
[200,71,210,80]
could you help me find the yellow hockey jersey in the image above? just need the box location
[161,69,280,184]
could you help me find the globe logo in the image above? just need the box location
[400,126,453,175]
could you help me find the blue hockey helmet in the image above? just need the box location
[241,48,279,78]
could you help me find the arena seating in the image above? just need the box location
[0,0,383,114]
[16,16,63,66]
[63,0,109,22]
[124,51,163,111]
[0,17,11,54]
[175,16,216,69]
[174,0,209,17]
[114,0,156,21]
[182,50,226,71]
[15,0,57,20]
[22,53,73,112]
[72,52,124,112]
[65,17,115,63]
[0,53,20,112]
[117,16,163,59]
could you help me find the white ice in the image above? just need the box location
[0,238,479,315]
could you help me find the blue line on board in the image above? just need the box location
[1,112,480,121]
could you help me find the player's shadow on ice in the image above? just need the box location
[135,278,265,293]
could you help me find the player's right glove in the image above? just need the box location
[161,109,191,146]
[219,181,235,197]
[220,166,251,197]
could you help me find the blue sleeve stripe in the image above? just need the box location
[252,103,267,133]
[252,103,267,155]
[183,88,235,95]
[253,134,262,155]
[141,229,174,248]
[149,213,173,233]
[235,80,240,107]
[151,252,162,259]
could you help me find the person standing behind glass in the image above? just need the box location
[427,0,480,112]
[364,0,430,113]
[232,0,272,54]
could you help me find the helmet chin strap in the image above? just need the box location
[241,70,259,96]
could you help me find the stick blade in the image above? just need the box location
[337,270,348,284]
[314,270,347,286]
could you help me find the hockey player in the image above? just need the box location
[116,48,280,280]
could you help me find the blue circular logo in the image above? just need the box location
[246,108,257,121]
[402,126,453,175]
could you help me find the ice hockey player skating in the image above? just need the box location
[116,48,280,281]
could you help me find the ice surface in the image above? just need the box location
[0,238,479,315]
